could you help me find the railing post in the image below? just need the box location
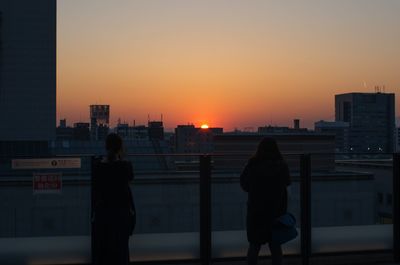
[90,156,96,265]
[300,154,311,265]
[200,155,212,265]
[393,153,400,262]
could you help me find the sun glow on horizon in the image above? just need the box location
[200,124,209,129]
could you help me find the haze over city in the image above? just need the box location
[57,0,400,130]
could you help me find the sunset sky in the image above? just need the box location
[57,0,400,131]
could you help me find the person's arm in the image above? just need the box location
[283,162,292,197]
[240,162,251,192]
[283,162,291,186]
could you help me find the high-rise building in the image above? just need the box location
[335,92,395,152]
[0,0,56,141]
[90,105,110,140]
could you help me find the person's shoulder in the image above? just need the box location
[92,156,105,167]
[248,157,259,164]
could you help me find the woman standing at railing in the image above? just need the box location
[240,137,291,265]
[92,133,136,265]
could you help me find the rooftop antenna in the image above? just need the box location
[383,85,386,93]
[148,114,150,123]
[161,114,163,122]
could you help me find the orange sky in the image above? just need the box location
[57,0,400,130]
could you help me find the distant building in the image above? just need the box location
[258,119,308,134]
[213,133,336,172]
[56,119,74,141]
[148,121,164,140]
[175,125,223,153]
[116,123,148,140]
[315,120,350,152]
[73,123,90,141]
[90,105,110,140]
[335,92,395,153]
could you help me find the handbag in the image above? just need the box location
[271,213,298,244]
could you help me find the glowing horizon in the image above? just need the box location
[57,0,400,130]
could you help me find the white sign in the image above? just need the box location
[12,158,81,169]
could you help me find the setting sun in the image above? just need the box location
[200,124,209,129]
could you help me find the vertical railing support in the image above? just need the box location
[393,153,400,262]
[200,155,212,265]
[300,154,311,265]
[90,156,96,265]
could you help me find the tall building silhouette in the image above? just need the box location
[0,0,56,141]
[335,92,395,152]
[90,105,110,140]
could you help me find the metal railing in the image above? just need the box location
[0,153,399,265]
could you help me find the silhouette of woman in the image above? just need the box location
[92,133,135,265]
[240,137,291,265]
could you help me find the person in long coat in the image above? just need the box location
[240,137,291,265]
[92,133,135,265]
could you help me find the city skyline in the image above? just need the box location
[57,0,400,130]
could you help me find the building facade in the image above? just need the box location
[89,105,110,140]
[335,92,395,153]
[0,0,56,141]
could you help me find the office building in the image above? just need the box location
[335,92,395,153]
[0,0,56,141]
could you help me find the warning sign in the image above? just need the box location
[33,173,62,194]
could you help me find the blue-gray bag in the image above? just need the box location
[271,213,298,244]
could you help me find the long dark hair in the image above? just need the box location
[105,133,123,161]
[253,137,283,161]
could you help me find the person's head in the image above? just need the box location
[105,133,124,161]
[254,137,283,161]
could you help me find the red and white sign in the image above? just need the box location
[33,173,62,194]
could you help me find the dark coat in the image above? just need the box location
[92,159,134,265]
[240,157,291,244]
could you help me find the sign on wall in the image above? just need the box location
[12,158,81,169]
[33,173,62,194]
